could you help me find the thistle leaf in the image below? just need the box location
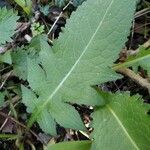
[22,85,57,135]
[0,7,19,45]
[22,0,136,134]
[91,92,150,150]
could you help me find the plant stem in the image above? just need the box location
[47,1,73,36]
[116,68,150,94]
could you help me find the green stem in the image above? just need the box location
[0,134,18,140]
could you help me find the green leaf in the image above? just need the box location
[11,45,40,80]
[0,134,18,140]
[72,0,86,7]
[0,92,5,106]
[14,0,32,15]
[22,85,57,135]
[22,0,136,134]
[55,0,66,7]
[0,51,12,64]
[0,7,19,45]
[39,5,49,16]
[12,49,28,80]
[91,92,150,150]
[45,141,91,150]
[113,47,150,75]
[29,35,49,53]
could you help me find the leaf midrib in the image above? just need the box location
[44,0,114,105]
[106,104,140,150]
[28,0,114,126]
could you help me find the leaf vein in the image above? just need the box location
[107,105,140,150]
[44,0,115,104]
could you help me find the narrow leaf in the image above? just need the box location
[14,0,32,15]
[113,47,150,75]
[0,92,5,106]
[0,134,18,140]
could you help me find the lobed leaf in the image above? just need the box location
[91,92,150,150]
[22,85,57,135]
[22,0,136,134]
[0,7,19,45]
[11,43,41,80]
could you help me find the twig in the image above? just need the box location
[116,39,150,94]
[26,140,36,150]
[127,39,150,55]
[134,8,150,18]
[0,101,19,131]
[142,38,150,48]
[0,96,20,110]
[116,68,150,94]
[79,130,90,139]
[1,70,15,81]
[0,111,11,131]
[0,111,45,144]
[0,71,13,90]
[129,20,135,50]
[47,1,73,36]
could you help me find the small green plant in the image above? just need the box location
[39,5,49,16]
[0,0,150,149]
[31,22,45,37]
